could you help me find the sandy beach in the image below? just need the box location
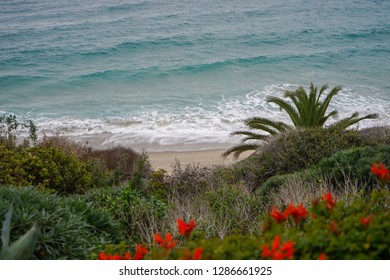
[148,149,253,172]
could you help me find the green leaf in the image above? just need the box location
[1,204,13,254]
[1,223,39,260]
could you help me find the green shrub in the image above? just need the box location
[258,145,390,202]
[0,144,108,194]
[234,127,388,190]
[204,185,263,235]
[147,168,170,200]
[147,163,263,238]
[271,188,390,260]
[84,185,167,243]
[40,137,144,185]
[147,164,233,201]
[315,145,390,188]
[0,186,121,259]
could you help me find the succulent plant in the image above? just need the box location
[0,204,39,260]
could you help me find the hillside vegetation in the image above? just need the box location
[1,101,389,260]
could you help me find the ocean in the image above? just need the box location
[1,0,389,151]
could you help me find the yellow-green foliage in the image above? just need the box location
[0,144,107,194]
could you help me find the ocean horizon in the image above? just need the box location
[1,0,389,151]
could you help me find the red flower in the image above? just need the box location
[318,253,327,260]
[284,203,308,224]
[123,251,132,260]
[177,218,196,238]
[371,162,390,182]
[97,252,110,260]
[321,192,336,211]
[154,232,177,250]
[360,214,374,229]
[262,236,294,260]
[180,247,203,260]
[192,247,203,260]
[97,244,147,260]
[270,206,287,223]
[133,244,148,260]
[97,251,130,260]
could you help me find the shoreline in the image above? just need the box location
[148,149,253,172]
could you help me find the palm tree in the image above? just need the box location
[223,83,378,158]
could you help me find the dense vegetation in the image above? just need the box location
[1,101,389,259]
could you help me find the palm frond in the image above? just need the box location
[284,91,306,123]
[293,87,310,125]
[329,113,378,131]
[318,110,338,126]
[267,96,300,126]
[316,85,342,121]
[222,144,259,159]
[245,117,291,134]
[317,84,329,103]
[308,83,323,127]
[230,130,269,142]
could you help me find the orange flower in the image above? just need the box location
[177,218,196,238]
[123,251,132,260]
[192,247,203,260]
[270,206,287,223]
[321,192,336,211]
[262,236,294,260]
[133,244,148,260]
[371,162,390,183]
[284,203,308,224]
[318,253,327,260]
[97,244,147,260]
[154,232,177,250]
[180,247,203,260]
[360,214,374,229]
[97,252,110,260]
[97,251,131,260]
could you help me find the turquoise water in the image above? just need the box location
[1,0,389,151]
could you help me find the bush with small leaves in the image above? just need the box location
[234,127,389,191]
[258,145,390,202]
[0,144,108,194]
